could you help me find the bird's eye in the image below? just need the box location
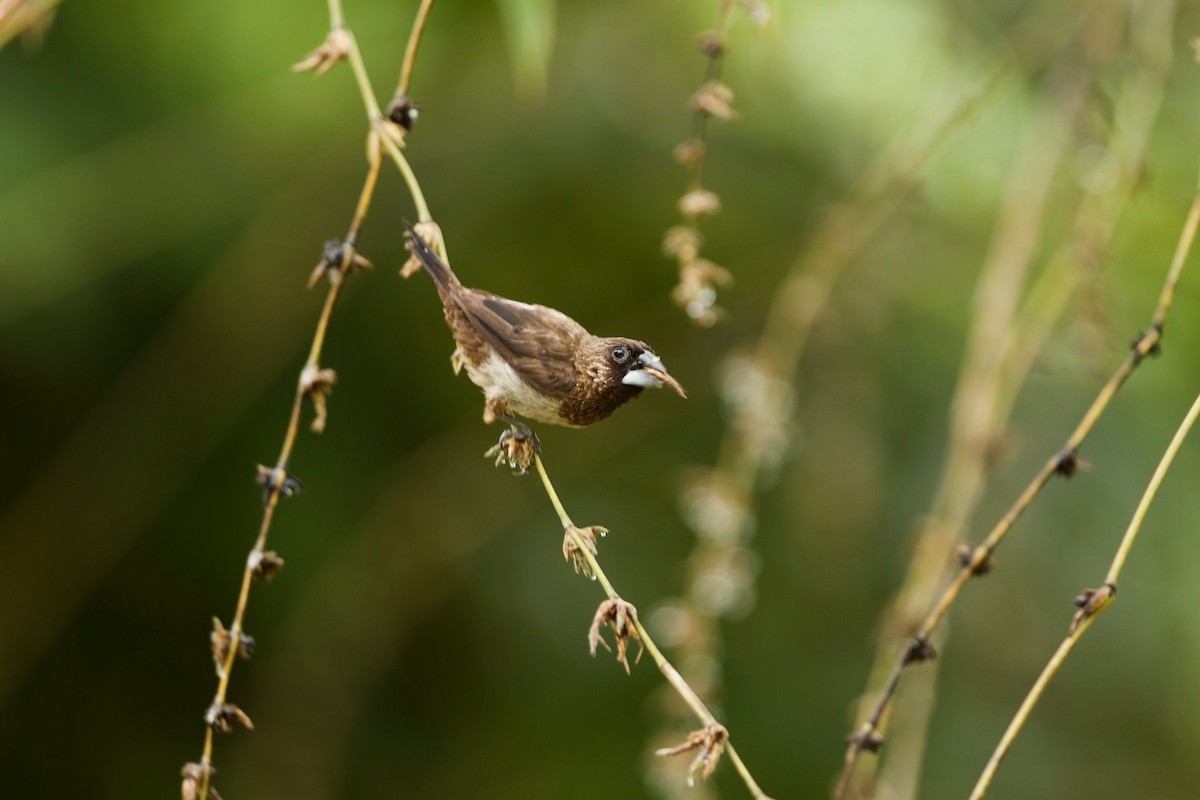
[611,346,629,364]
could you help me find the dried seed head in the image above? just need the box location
[375,117,408,152]
[388,95,421,131]
[678,189,721,219]
[690,81,737,121]
[672,258,732,327]
[210,618,254,674]
[210,617,230,673]
[662,225,703,262]
[695,31,726,58]
[736,0,772,26]
[847,726,884,754]
[1071,582,1116,633]
[674,293,723,327]
[181,762,221,800]
[902,635,937,665]
[248,548,285,581]
[256,465,303,504]
[205,702,254,733]
[682,258,732,289]
[563,525,607,577]
[588,597,643,674]
[1130,322,1164,364]
[673,138,706,167]
[655,723,728,785]
[483,428,538,475]
[956,543,995,576]
[292,28,353,75]
[1054,448,1078,477]
[300,365,338,433]
[299,365,337,395]
[309,239,372,288]
[309,240,345,288]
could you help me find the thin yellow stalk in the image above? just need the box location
[837,5,1187,785]
[191,0,437,793]
[533,455,773,800]
[396,0,434,98]
[969,388,1200,799]
[836,162,1199,797]
[195,150,382,800]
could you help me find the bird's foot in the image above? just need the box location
[484,422,541,476]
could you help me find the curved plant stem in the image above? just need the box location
[969,388,1200,800]
[195,148,384,800]
[855,58,1092,798]
[336,25,380,119]
[395,0,434,99]
[329,0,432,221]
[192,0,438,795]
[532,455,773,800]
[652,57,1004,800]
[836,157,1199,798]
[377,132,431,222]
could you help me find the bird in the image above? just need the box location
[403,221,685,466]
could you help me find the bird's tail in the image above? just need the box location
[403,221,460,295]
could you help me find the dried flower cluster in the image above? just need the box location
[300,364,338,433]
[655,723,729,786]
[308,238,372,289]
[188,28,383,788]
[387,94,421,132]
[180,762,221,800]
[255,464,303,505]
[484,428,539,475]
[210,617,254,676]
[956,543,996,576]
[562,524,607,577]
[292,27,353,76]
[665,1,769,325]
[718,353,795,477]
[247,547,284,581]
[1071,582,1115,633]
[588,597,644,674]
[205,701,254,733]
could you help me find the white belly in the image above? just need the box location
[466,352,565,425]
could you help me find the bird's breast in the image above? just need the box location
[465,349,574,426]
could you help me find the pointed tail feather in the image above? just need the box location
[403,220,460,294]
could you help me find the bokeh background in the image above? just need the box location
[3,1,1200,798]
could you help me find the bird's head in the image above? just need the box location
[558,337,686,426]
[599,338,687,398]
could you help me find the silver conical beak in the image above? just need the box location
[622,352,687,397]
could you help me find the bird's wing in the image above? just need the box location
[455,292,584,397]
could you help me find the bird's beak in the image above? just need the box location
[622,352,687,398]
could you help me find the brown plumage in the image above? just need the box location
[404,222,685,430]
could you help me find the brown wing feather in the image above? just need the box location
[454,290,586,397]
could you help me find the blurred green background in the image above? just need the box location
[3,1,1200,798]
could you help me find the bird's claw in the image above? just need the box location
[485,424,541,475]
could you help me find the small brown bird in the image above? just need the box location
[404,222,685,455]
